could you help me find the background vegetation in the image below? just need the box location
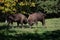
[0,0,60,14]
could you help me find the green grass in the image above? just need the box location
[0,18,60,40]
[0,18,60,35]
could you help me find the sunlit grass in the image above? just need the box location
[0,18,60,35]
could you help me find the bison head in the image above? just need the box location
[23,18,28,24]
[28,20,35,26]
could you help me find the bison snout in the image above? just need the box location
[28,22,34,26]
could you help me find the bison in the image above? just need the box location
[6,13,27,27]
[28,12,46,28]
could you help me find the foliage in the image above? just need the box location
[0,0,60,14]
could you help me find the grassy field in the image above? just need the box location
[0,18,60,40]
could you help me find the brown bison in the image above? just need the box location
[6,13,27,27]
[28,12,46,27]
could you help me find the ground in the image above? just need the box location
[0,18,60,40]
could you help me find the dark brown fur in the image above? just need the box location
[7,13,27,27]
[28,12,46,27]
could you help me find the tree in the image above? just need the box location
[0,0,60,14]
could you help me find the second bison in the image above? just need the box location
[6,13,27,27]
[28,12,46,27]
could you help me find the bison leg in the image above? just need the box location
[21,23,23,28]
[34,20,38,27]
[41,19,46,28]
[17,22,19,27]
[11,22,13,26]
[8,22,10,26]
[7,20,11,26]
[21,21,24,28]
[42,20,45,26]
[35,22,38,27]
[7,21,12,28]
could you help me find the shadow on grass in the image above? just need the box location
[0,24,29,30]
[0,24,37,30]
[0,25,10,30]
[0,30,60,40]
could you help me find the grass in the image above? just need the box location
[0,18,60,34]
[0,18,60,40]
